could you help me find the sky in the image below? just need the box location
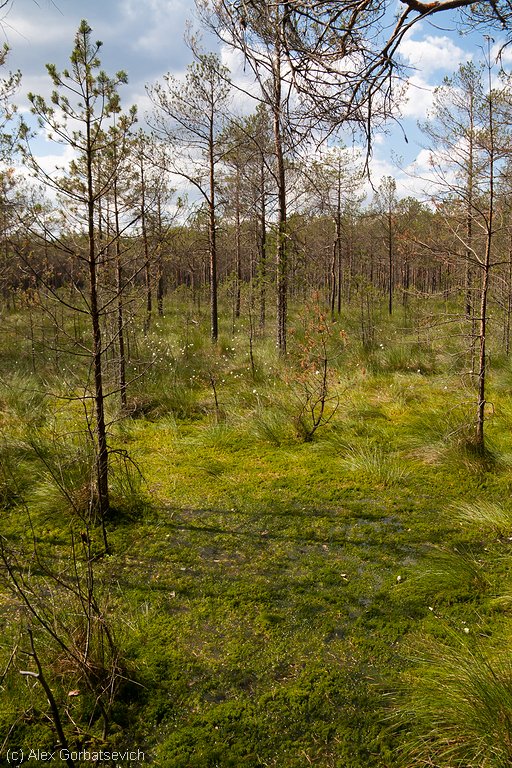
[0,0,506,202]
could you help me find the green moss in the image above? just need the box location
[3,298,512,766]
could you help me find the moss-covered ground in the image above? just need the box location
[2,294,512,766]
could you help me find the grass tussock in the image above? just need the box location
[454,499,512,536]
[396,642,512,768]
[337,441,412,487]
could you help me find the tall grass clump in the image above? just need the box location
[0,374,49,512]
[17,429,148,539]
[250,402,296,446]
[405,544,490,603]
[403,395,500,471]
[24,432,104,530]
[0,439,35,511]
[337,441,411,487]
[454,500,512,537]
[0,372,47,431]
[366,339,437,376]
[395,642,512,768]
[128,326,211,419]
[109,449,150,521]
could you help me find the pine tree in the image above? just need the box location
[22,20,136,549]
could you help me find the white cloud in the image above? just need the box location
[31,143,77,179]
[400,34,471,75]
[1,0,489,205]
[355,143,443,202]
[492,39,512,66]
[120,0,192,57]
[13,142,77,204]
[400,145,460,201]
[412,148,435,171]
[1,13,76,48]
[401,75,435,119]
[220,44,260,114]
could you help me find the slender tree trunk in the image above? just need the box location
[156,198,164,317]
[465,88,475,321]
[388,207,393,315]
[329,239,337,318]
[332,188,343,316]
[273,43,287,354]
[233,164,241,321]
[475,56,495,453]
[466,91,477,374]
[258,159,267,331]
[506,230,512,355]
[209,98,218,342]
[337,223,343,315]
[139,156,152,335]
[476,239,491,450]
[86,103,110,551]
[113,176,127,410]
[402,258,409,308]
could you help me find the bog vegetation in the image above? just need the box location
[3,9,512,768]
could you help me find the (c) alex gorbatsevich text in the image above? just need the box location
[5,748,146,764]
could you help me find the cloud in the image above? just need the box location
[412,148,435,171]
[0,0,486,206]
[4,0,196,113]
[401,75,435,119]
[0,12,75,49]
[31,143,77,179]
[492,38,512,65]
[356,143,443,202]
[119,0,193,60]
[400,34,471,75]
[400,145,460,201]
[396,31,474,122]
[13,141,77,203]
[219,44,260,115]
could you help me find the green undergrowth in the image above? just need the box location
[2,297,512,766]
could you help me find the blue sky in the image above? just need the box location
[2,0,197,118]
[1,0,505,200]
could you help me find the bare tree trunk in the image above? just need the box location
[337,225,343,314]
[84,81,110,552]
[475,52,495,453]
[156,198,164,317]
[234,164,242,321]
[139,156,152,335]
[476,239,491,450]
[506,232,512,355]
[465,87,475,321]
[113,176,127,410]
[388,206,393,316]
[273,43,287,354]
[209,101,218,342]
[332,188,343,317]
[329,239,337,317]
[258,159,267,331]
[87,157,110,551]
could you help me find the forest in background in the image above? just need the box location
[3,2,512,765]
